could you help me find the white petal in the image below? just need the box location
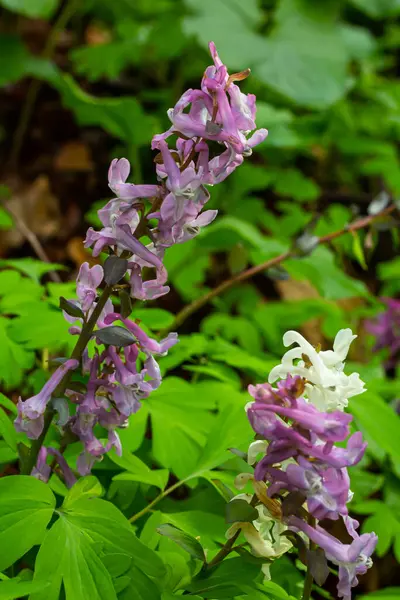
[247,440,268,465]
[333,328,357,361]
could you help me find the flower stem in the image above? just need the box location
[160,204,396,336]
[20,284,113,476]
[206,530,241,569]
[302,566,313,600]
[129,478,189,523]
[302,517,317,600]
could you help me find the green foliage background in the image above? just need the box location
[0,0,400,598]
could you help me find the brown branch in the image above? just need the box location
[161,204,396,335]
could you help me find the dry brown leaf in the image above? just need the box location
[0,175,61,252]
[67,236,99,269]
[54,141,94,172]
[85,24,112,46]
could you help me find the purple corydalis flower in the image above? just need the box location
[108,158,161,201]
[76,262,103,313]
[129,263,170,300]
[31,447,77,488]
[15,359,79,439]
[248,398,352,442]
[152,42,267,158]
[285,458,350,520]
[289,516,377,600]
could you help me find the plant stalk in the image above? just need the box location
[129,478,188,523]
[206,530,241,569]
[20,284,113,475]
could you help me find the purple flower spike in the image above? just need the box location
[15,359,79,439]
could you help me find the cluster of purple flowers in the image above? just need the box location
[15,42,267,479]
[246,374,377,600]
[367,298,400,370]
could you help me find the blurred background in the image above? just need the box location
[0,1,400,598]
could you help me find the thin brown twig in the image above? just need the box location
[160,204,397,336]
[5,202,62,283]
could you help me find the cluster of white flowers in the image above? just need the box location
[268,328,365,411]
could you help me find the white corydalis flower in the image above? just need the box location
[226,494,292,560]
[268,329,365,412]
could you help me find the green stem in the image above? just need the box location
[302,517,316,600]
[129,478,188,523]
[302,565,313,600]
[20,284,113,476]
[206,530,241,569]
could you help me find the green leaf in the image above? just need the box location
[253,0,349,108]
[30,518,118,600]
[61,497,165,578]
[273,169,320,202]
[0,577,50,599]
[54,74,159,146]
[201,313,262,354]
[193,402,253,477]
[109,450,170,490]
[0,35,57,87]
[350,468,384,501]
[103,256,128,285]
[93,326,136,347]
[350,391,400,465]
[183,0,269,68]
[286,247,369,300]
[0,393,17,416]
[133,308,175,330]
[0,317,35,389]
[209,338,275,378]
[359,591,400,600]
[159,510,227,552]
[63,476,103,508]
[0,0,59,18]
[116,566,161,600]
[349,0,400,18]
[0,476,55,571]
[0,407,17,451]
[225,499,258,524]
[0,258,65,283]
[147,378,214,478]
[187,556,261,598]
[157,523,206,562]
[351,232,368,270]
[0,442,18,464]
[59,297,84,320]
[0,207,13,230]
